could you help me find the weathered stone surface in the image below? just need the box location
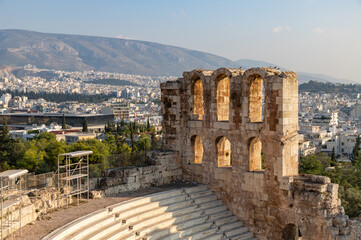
[89,190,103,199]
[1,187,70,239]
[161,67,356,239]
[93,151,182,196]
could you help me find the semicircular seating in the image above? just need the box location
[42,185,257,240]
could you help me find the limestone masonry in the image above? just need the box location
[160,67,354,239]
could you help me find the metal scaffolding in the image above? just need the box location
[0,169,28,240]
[57,151,92,208]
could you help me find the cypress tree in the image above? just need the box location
[116,122,120,133]
[130,121,136,152]
[62,114,66,130]
[353,135,361,159]
[82,118,88,133]
[0,118,13,171]
[146,118,150,132]
[151,129,158,150]
[331,147,337,166]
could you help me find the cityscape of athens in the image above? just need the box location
[0,1,360,239]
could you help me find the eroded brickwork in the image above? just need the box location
[161,67,353,239]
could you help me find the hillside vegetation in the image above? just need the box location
[299,80,361,94]
[0,29,354,83]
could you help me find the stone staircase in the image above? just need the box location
[43,185,257,240]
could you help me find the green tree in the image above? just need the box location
[44,137,67,171]
[16,140,45,172]
[129,121,136,152]
[0,118,25,170]
[82,118,88,133]
[62,114,67,130]
[116,122,120,133]
[331,147,337,166]
[151,129,159,150]
[103,134,117,154]
[146,118,150,132]
[353,135,361,159]
[299,154,326,175]
[70,139,110,164]
[137,134,151,151]
[338,186,361,218]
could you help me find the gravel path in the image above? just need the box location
[10,182,197,240]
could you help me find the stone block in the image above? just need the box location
[304,182,327,193]
[89,190,103,199]
[212,121,228,129]
[333,216,347,228]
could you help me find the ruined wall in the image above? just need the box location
[161,67,353,239]
[91,151,182,196]
[2,151,182,238]
[1,187,70,239]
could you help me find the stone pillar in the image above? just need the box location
[160,80,181,151]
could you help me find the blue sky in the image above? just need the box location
[0,0,360,81]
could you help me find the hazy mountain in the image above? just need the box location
[233,59,285,70]
[234,59,356,84]
[0,29,237,76]
[297,72,357,84]
[0,29,355,84]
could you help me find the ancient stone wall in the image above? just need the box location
[1,187,70,239]
[91,151,182,196]
[161,67,353,239]
[2,151,182,238]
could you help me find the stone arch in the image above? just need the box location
[248,74,264,122]
[191,135,203,164]
[216,136,231,167]
[281,223,302,240]
[249,137,264,171]
[193,79,204,120]
[215,74,230,121]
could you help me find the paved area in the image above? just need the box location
[10,182,197,240]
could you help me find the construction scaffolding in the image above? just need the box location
[0,169,28,240]
[57,151,92,208]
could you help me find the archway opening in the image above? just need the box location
[249,137,264,171]
[281,224,302,240]
[216,75,230,121]
[193,79,204,120]
[191,135,203,164]
[216,136,231,167]
[249,74,264,122]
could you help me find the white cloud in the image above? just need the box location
[273,26,291,33]
[313,27,326,34]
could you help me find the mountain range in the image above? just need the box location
[0,29,355,84]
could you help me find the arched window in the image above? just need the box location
[249,74,264,122]
[191,135,203,164]
[216,136,231,167]
[216,75,230,121]
[193,79,204,120]
[249,137,264,171]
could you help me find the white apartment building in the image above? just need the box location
[0,93,12,105]
[323,133,359,157]
[312,112,338,126]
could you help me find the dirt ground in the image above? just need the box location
[10,182,197,240]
